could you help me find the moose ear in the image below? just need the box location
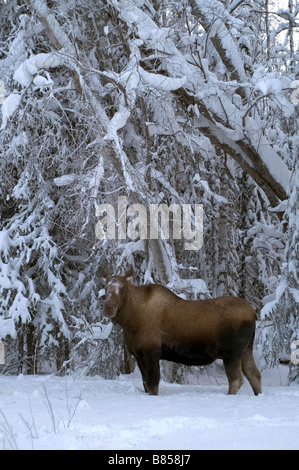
[125,264,133,280]
[102,266,109,282]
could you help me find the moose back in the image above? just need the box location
[102,266,261,396]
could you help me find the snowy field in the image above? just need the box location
[0,365,298,450]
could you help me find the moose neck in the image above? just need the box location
[113,283,141,329]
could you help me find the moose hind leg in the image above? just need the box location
[136,358,149,394]
[242,346,262,395]
[224,359,244,395]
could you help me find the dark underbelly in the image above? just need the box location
[160,343,218,366]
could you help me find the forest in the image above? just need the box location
[0,0,298,383]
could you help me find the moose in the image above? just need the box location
[102,265,261,396]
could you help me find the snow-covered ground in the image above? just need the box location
[0,364,298,450]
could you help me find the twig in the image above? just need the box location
[0,408,19,450]
[42,384,57,434]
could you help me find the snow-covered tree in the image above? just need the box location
[0,0,297,380]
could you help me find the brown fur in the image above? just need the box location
[102,266,261,396]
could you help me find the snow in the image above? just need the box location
[104,106,131,140]
[192,0,246,82]
[291,80,299,105]
[252,67,295,118]
[0,343,4,365]
[139,68,187,92]
[0,0,298,452]
[193,174,228,204]
[261,277,287,320]
[1,93,21,130]
[0,367,298,450]
[54,174,77,187]
[33,75,54,88]
[0,319,16,341]
[92,322,113,340]
[167,278,209,299]
[13,53,62,87]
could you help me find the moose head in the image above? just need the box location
[102,265,133,319]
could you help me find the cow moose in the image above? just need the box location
[102,265,261,396]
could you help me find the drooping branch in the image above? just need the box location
[110,0,290,206]
[175,88,288,205]
[189,0,247,86]
[24,0,83,94]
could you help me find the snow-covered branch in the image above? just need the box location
[108,0,291,204]
[189,0,247,85]
[13,53,62,87]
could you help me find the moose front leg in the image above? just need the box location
[136,350,160,395]
[136,358,149,394]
